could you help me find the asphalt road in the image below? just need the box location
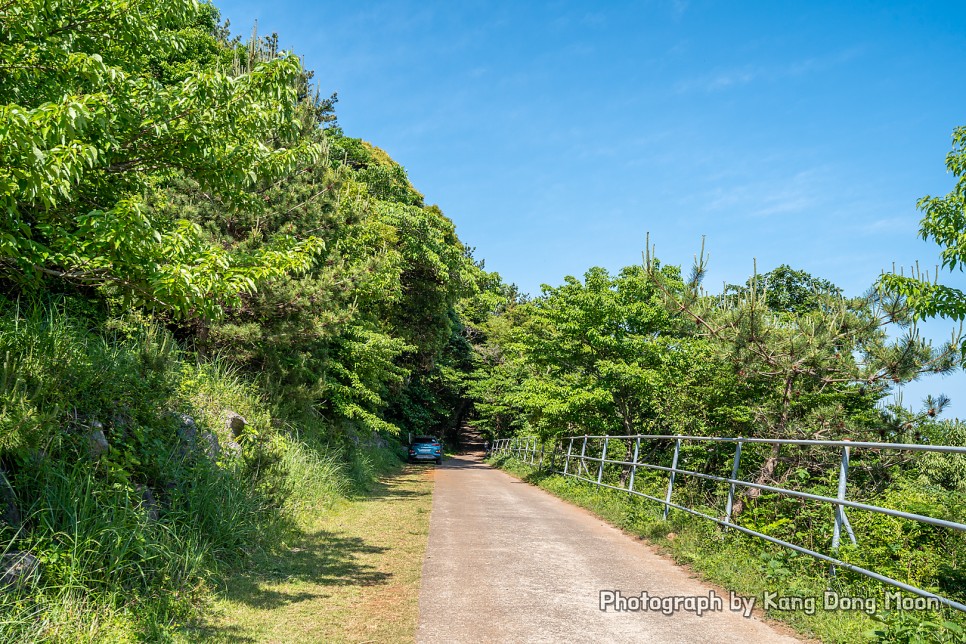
[416,455,800,644]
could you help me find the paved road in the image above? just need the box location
[417,455,800,644]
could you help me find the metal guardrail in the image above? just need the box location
[491,433,966,613]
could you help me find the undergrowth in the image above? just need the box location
[0,299,405,642]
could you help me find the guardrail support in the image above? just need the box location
[724,441,743,527]
[597,437,609,483]
[579,435,588,477]
[563,438,574,475]
[628,436,640,491]
[832,445,857,549]
[663,438,681,520]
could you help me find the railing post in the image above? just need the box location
[579,435,588,477]
[724,441,743,526]
[598,436,609,484]
[539,441,545,469]
[628,436,640,491]
[663,438,681,520]
[563,438,574,475]
[832,444,857,548]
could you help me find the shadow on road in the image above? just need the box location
[440,455,492,470]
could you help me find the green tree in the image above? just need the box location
[646,247,962,513]
[726,264,841,314]
[471,265,704,441]
[0,0,323,317]
[881,125,966,322]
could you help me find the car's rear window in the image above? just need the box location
[413,436,438,443]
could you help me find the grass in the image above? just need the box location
[191,463,435,643]
[0,299,430,642]
[491,455,966,644]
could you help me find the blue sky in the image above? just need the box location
[215,0,966,416]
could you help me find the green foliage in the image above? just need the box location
[480,242,966,640]
[0,297,409,639]
[0,0,324,317]
[471,264,714,440]
[727,264,842,314]
[0,0,486,639]
[647,247,961,447]
[880,125,966,321]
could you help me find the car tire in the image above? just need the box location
[435,458,442,465]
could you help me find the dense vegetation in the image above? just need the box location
[0,1,504,639]
[3,0,965,641]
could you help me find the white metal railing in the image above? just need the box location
[490,433,966,613]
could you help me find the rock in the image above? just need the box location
[88,422,109,458]
[200,430,220,459]
[175,414,198,461]
[136,485,159,521]
[224,440,243,459]
[225,412,247,438]
[0,551,39,590]
[163,480,178,503]
[370,431,388,449]
[176,414,198,443]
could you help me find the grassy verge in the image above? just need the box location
[0,299,430,642]
[490,455,966,644]
[191,463,434,643]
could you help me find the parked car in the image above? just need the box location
[408,436,443,465]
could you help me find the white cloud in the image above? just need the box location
[674,47,865,94]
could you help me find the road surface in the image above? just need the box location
[417,455,800,643]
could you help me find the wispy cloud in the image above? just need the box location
[674,47,864,94]
[861,216,916,234]
[670,0,689,20]
[674,65,763,93]
[701,169,825,218]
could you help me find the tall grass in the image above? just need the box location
[0,298,405,640]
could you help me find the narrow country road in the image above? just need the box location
[417,455,800,643]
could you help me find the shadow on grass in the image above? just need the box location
[222,529,390,611]
[358,464,431,501]
[189,464,435,640]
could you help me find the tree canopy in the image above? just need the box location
[1,0,323,316]
[881,125,966,322]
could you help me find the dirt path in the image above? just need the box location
[417,455,800,643]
